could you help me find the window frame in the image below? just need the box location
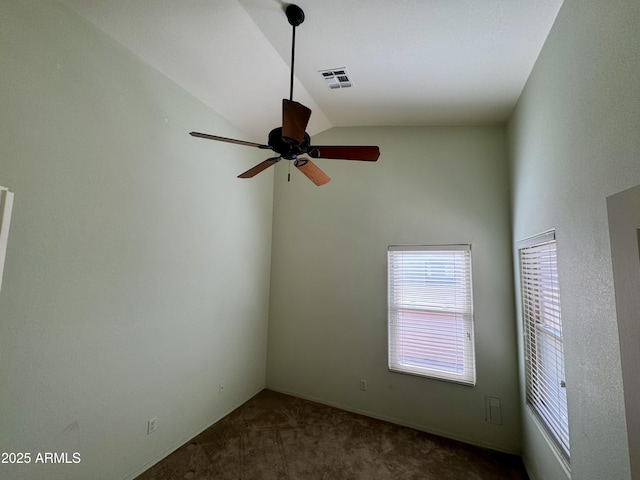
[518,230,570,464]
[387,244,476,386]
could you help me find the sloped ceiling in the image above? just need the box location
[59,0,563,141]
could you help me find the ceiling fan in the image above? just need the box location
[189,4,380,186]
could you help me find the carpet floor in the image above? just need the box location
[135,389,528,480]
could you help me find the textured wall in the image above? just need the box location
[509,0,640,478]
[0,2,273,479]
[267,126,521,453]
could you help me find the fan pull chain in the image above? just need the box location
[288,161,291,182]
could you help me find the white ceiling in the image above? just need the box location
[59,0,563,141]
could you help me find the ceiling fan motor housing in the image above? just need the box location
[269,127,310,159]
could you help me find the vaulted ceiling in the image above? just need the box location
[59,0,563,141]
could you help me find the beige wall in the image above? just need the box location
[267,125,521,453]
[509,0,640,478]
[0,2,273,479]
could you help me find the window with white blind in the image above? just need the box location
[387,245,475,385]
[519,231,570,463]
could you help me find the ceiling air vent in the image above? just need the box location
[319,68,352,89]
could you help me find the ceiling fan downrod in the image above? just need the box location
[286,4,305,101]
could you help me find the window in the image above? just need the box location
[387,245,475,385]
[519,231,570,462]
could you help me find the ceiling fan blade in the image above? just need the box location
[294,158,331,186]
[282,99,311,145]
[190,132,270,149]
[308,145,380,161]
[238,157,281,178]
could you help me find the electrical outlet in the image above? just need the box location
[218,384,224,395]
[359,379,367,391]
[147,416,157,435]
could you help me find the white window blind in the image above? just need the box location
[388,245,475,386]
[519,233,570,462]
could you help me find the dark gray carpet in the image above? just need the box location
[135,389,528,480]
